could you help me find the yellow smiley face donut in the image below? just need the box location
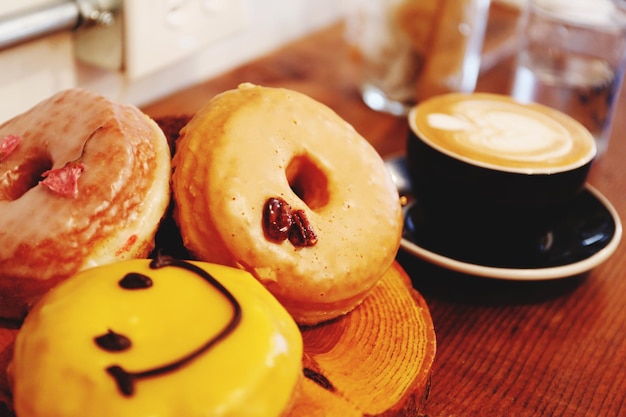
[9,257,303,417]
[172,83,403,325]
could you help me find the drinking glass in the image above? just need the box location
[510,0,626,157]
[344,0,491,116]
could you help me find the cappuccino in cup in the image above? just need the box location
[410,93,596,174]
[406,93,596,249]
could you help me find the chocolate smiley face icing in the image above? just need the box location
[409,92,597,173]
[8,257,303,417]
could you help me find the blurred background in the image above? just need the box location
[0,0,524,122]
[0,0,344,121]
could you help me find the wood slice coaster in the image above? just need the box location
[292,261,436,416]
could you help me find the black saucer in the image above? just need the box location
[388,159,622,280]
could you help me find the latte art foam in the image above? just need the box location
[411,93,596,173]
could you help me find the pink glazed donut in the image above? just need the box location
[0,89,171,320]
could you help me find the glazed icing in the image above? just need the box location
[10,259,303,417]
[172,83,403,325]
[0,88,171,319]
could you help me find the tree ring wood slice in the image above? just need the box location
[291,261,436,416]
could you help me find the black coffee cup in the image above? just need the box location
[406,93,596,244]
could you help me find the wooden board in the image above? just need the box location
[293,262,436,416]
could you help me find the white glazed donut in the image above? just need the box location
[0,88,171,320]
[172,83,403,325]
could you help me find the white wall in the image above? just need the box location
[0,0,345,122]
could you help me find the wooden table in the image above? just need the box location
[143,22,626,417]
[1,11,624,417]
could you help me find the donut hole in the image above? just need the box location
[0,155,53,201]
[286,155,329,210]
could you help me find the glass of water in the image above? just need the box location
[510,0,626,157]
[344,0,491,116]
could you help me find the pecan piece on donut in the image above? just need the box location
[289,209,318,247]
[263,197,293,242]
